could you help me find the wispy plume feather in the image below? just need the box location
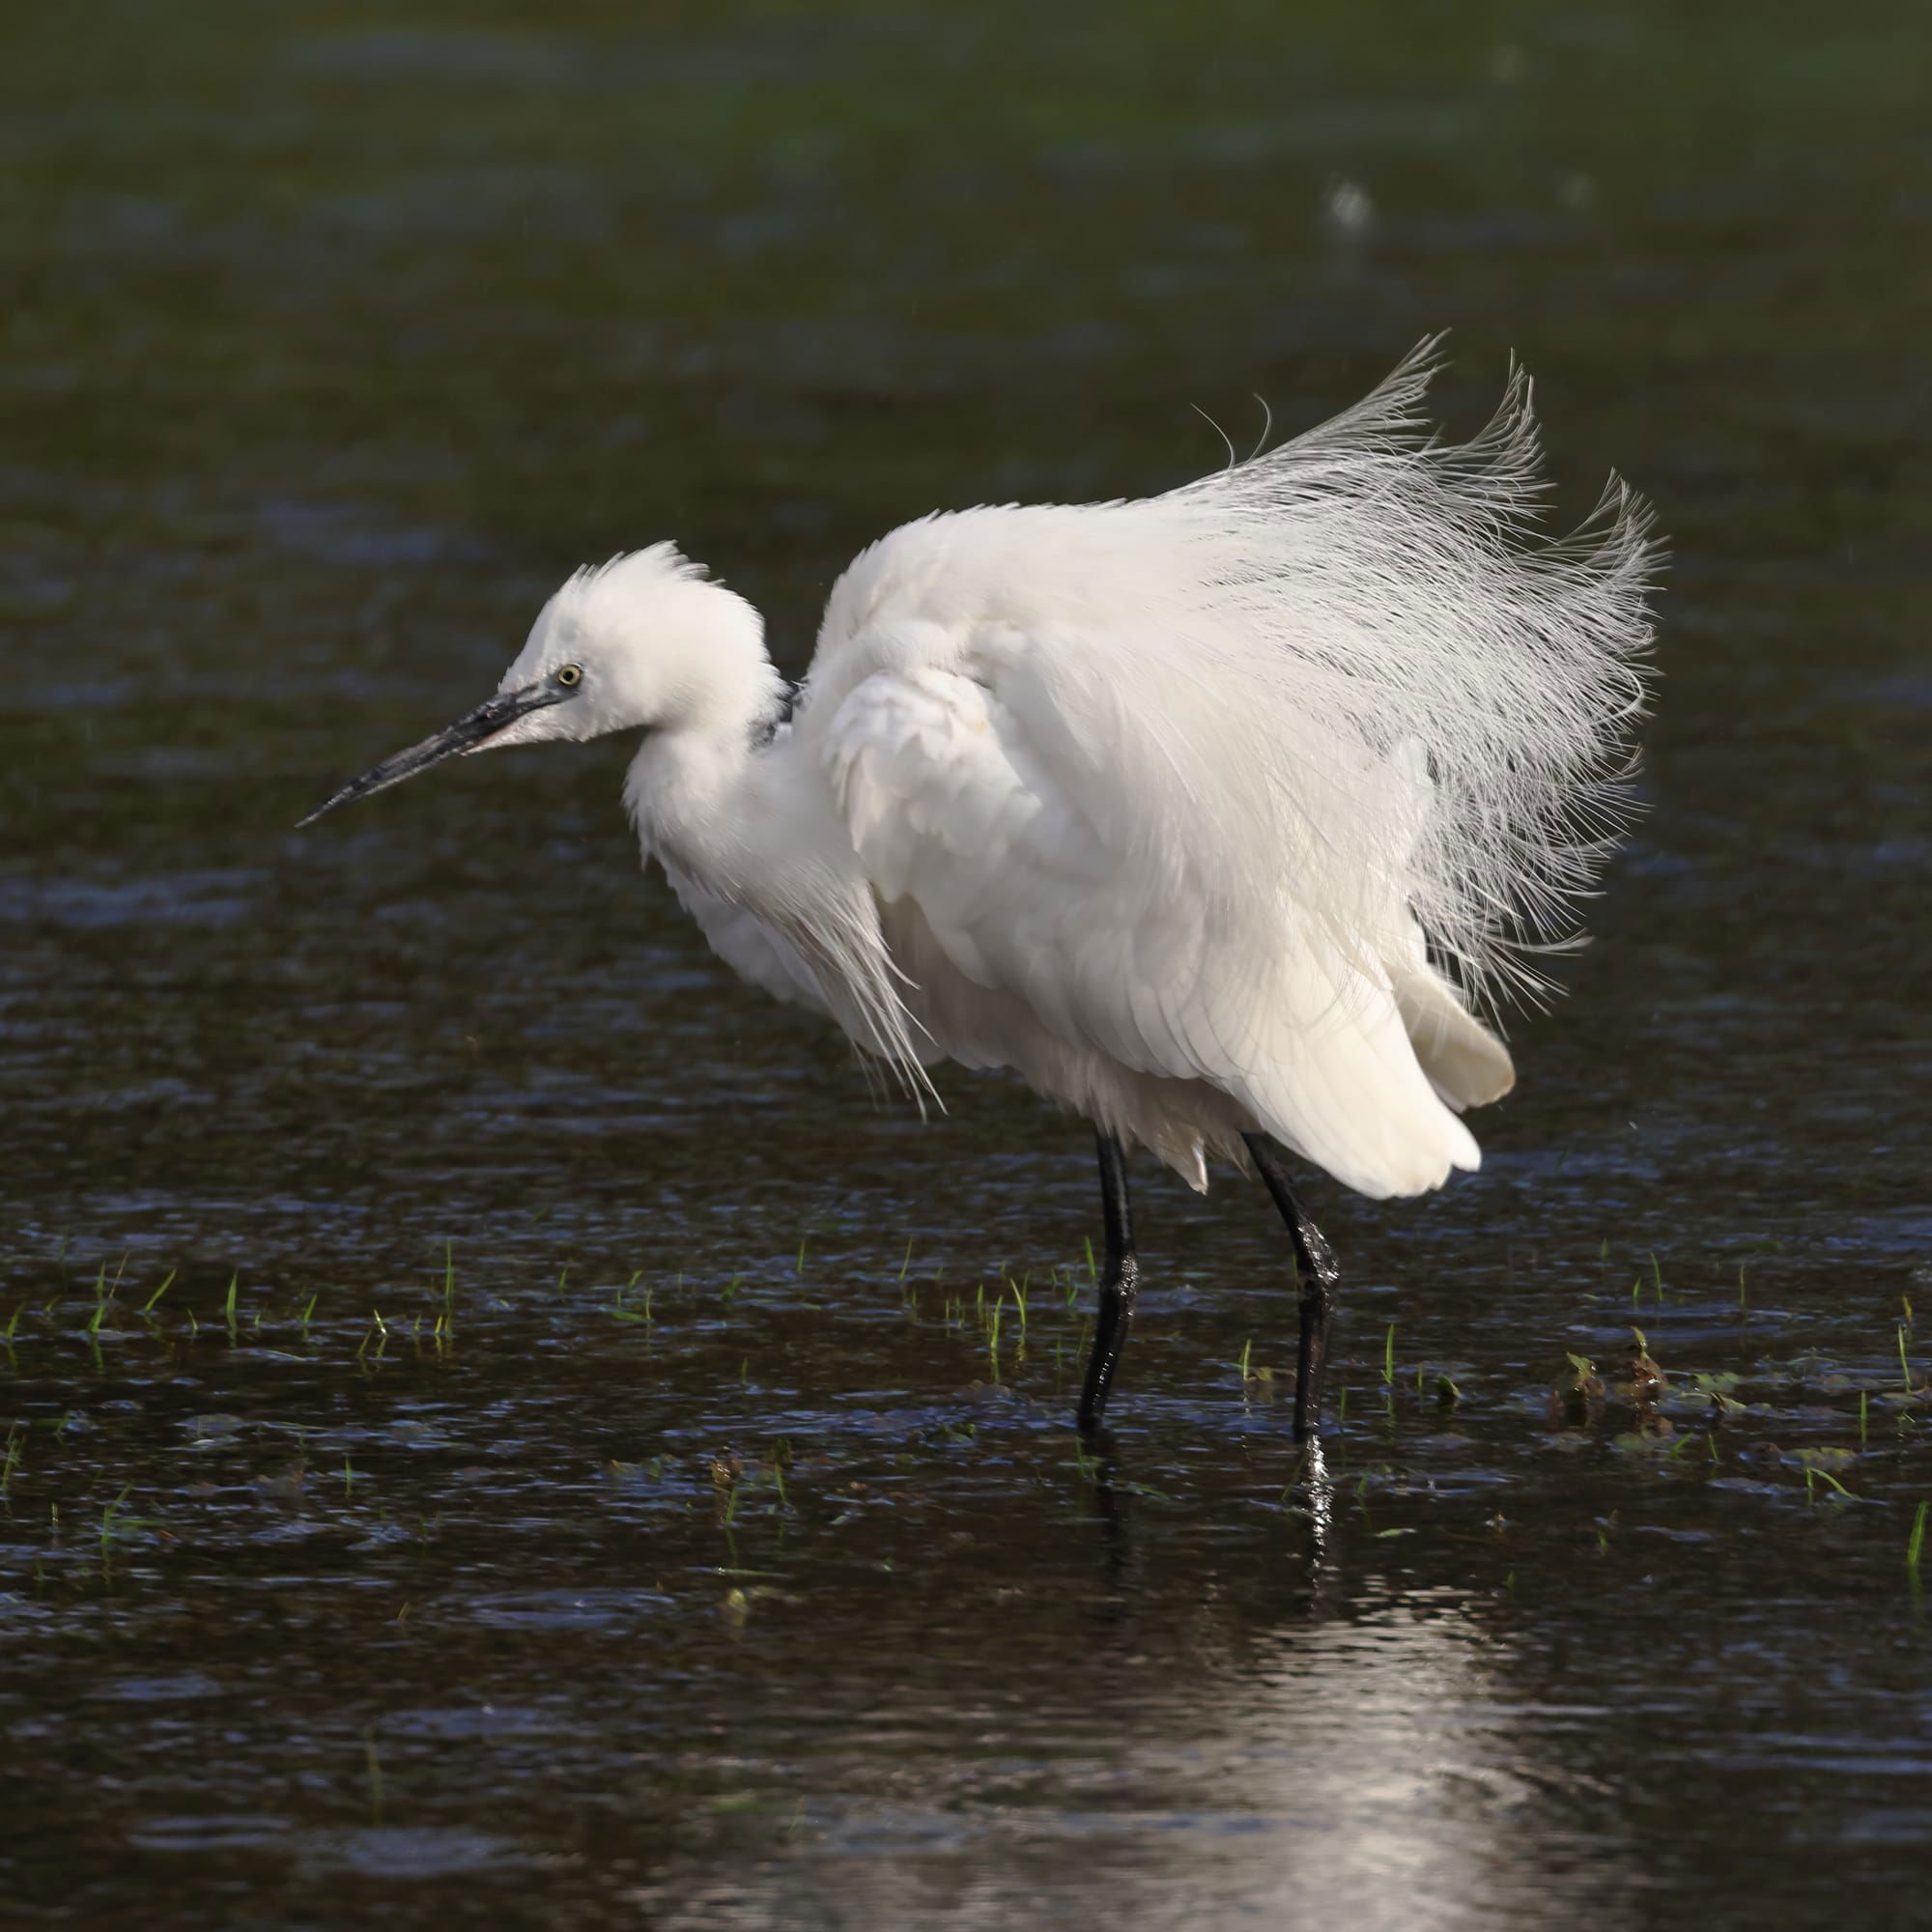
[1159,339,1660,1009]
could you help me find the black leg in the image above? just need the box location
[1077,1132,1139,1431]
[1244,1133,1342,1441]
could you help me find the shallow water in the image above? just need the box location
[4,2,1931,1924]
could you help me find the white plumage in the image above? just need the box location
[620,343,1656,1199]
[311,342,1658,1207]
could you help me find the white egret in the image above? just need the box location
[301,343,1658,1437]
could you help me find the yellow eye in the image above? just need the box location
[556,664,582,688]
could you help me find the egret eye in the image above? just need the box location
[555,664,583,689]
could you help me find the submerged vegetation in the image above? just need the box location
[5,1233,1930,1614]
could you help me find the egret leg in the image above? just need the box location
[1077,1132,1139,1432]
[1244,1133,1342,1441]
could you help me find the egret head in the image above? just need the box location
[298,545,771,825]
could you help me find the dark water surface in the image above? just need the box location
[5,3,1930,1925]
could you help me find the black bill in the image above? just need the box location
[298,684,565,827]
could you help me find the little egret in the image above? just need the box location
[301,343,1657,1437]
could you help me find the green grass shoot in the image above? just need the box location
[1908,1501,1927,1578]
[1900,1323,1914,1393]
[1804,1463,1853,1501]
[1382,1321,1396,1387]
[143,1269,175,1315]
[98,1484,139,1567]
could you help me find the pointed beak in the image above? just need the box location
[298,683,565,827]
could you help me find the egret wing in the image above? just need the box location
[815,646,1482,1198]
